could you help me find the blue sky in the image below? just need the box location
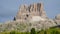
[0,0,60,22]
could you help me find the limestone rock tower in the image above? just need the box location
[14,3,47,21]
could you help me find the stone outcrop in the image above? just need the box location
[0,2,60,32]
[54,14,60,25]
[55,14,60,20]
[0,18,57,32]
[15,3,47,21]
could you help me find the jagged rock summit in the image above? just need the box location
[0,2,60,32]
[15,3,47,22]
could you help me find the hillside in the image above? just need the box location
[0,2,60,32]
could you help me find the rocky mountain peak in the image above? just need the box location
[15,3,47,21]
[0,2,60,32]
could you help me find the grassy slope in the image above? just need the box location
[0,27,60,34]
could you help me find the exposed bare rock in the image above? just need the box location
[15,3,47,21]
[54,14,60,25]
[54,20,60,25]
[0,19,57,32]
[55,14,60,20]
[0,3,59,32]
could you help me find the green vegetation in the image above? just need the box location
[0,27,60,34]
[30,28,36,34]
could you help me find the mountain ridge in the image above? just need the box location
[0,2,60,32]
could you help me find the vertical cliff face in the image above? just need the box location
[0,2,60,32]
[15,3,47,21]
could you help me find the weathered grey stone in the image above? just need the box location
[15,3,47,21]
[55,14,60,20]
[0,2,59,32]
[53,14,60,25]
